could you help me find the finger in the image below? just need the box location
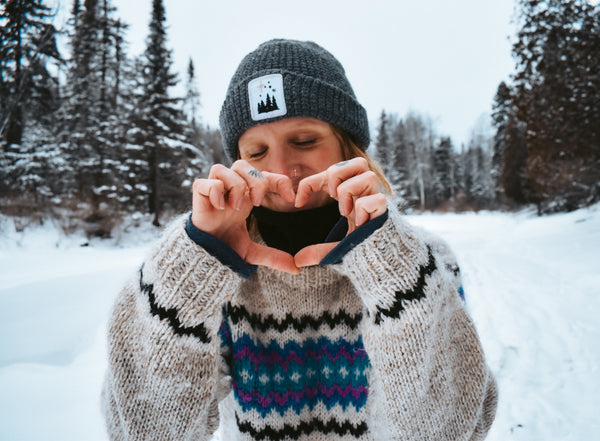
[295,171,328,208]
[336,171,379,217]
[326,157,370,199]
[231,160,269,206]
[207,164,249,210]
[262,171,296,203]
[354,193,387,227]
[245,242,300,274]
[193,178,225,210]
[294,242,339,268]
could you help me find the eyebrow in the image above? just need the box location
[239,122,330,145]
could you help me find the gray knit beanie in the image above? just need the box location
[219,39,370,161]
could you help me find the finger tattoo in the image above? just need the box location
[249,168,264,179]
[335,160,349,167]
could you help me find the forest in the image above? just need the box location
[374,0,599,214]
[1,0,599,237]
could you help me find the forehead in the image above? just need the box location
[239,117,332,145]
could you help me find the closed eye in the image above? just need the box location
[291,139,317,147]
[248,147,267,159]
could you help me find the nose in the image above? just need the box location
[266,146,297,178]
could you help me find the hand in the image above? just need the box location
[192,158,387,273]
[192,160,299,274]
[294,158,387,267]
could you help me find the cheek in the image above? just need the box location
[308,147,344,172]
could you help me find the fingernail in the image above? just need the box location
[236,197,243,211]
[339,204,347,217]
[329,182,336,198]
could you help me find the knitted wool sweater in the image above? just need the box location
[101,206,497,440]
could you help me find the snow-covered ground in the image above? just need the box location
[1,206,598,440]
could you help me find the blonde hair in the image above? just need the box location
[331,125,393,196]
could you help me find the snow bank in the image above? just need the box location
[408,205,600,441]
[0,206,598,440]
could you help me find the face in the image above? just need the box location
[238,117,344,212]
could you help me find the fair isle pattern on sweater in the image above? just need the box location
[220,304,371,439]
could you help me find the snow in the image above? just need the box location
[1,205,599,440]
[409,206,600,440]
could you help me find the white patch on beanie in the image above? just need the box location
[248,73,287,121]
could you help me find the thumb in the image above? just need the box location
[294,242,339,268]
[245,242,300,275]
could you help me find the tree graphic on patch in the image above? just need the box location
[257,94,279,113]
[248,73,287,121]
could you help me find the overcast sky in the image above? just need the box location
[89,0,517,147]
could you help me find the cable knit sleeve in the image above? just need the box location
[331,206,498,440]
[101,214,238,440]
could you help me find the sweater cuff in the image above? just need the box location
[319,210,388,266]
[185,214,257,279]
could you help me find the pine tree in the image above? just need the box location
[1,124,63,203]
[137,0,205,225]
[461,146,477,205]
[374,110,391,177]
[403,112,434,210]
[452,143,466,206]
[432,137,454,207]
[93,0,134,214]
[56,0,131,215]
[465,118,494,208]
[512,0,600,211]
[0,0,60,146]
[388,117,412,207]
[183,58,201,129]
[0,0,62,208]
[491,81,511,205]
[56,0,102,204]
[472,145,494,206]
[501,117,532,205]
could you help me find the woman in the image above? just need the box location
[102,39,497,440]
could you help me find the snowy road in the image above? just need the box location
[1,206,598,440]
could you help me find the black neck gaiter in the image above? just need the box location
[251,204,347,255]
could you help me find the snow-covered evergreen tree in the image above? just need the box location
[431,137,454,207]
[136,0,206,225]
[512,0,600,211]
[55,0,138,217]
[183,58,201,130]
[403,112,434,210]
[491,81,511,206]
[463,120,494,208]
[57,0,107,204]
[0,0,59,146]
[374,110,391,175]
[501,116,532,205]
[388,117,412,207]
[0,0,62,205]
[452,143,466,204]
